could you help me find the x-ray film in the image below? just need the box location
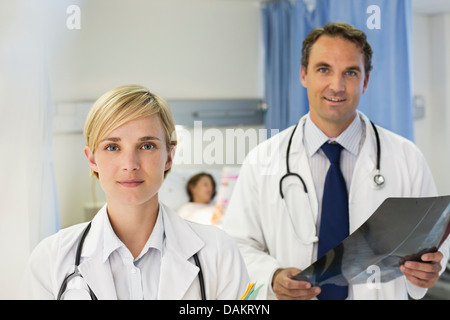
[292,196,450,287]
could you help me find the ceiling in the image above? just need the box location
[412,0,450,14]
[245,0,450,14]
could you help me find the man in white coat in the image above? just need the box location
[222,22,449,300]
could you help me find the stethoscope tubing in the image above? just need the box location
[280,118,384,199]
[57,222,97,300]
[58,221,206,300]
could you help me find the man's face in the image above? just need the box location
[300,35,370,136]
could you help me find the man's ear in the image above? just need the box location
[84,146,98,173]
[300,65,308,88]
[362,73,370,94]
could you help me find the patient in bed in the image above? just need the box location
[177,172,224,226]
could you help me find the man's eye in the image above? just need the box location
[318,68,328,73]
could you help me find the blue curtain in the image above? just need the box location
[262,0,414,140]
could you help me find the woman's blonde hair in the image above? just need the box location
[84,84,177,179]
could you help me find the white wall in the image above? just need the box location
[50,0,263,227]
[49,0,263,101]
[412,12,450,196]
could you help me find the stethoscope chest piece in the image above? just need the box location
[372,168,385,189]
[374,173,385,187]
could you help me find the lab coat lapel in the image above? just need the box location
[158,250,200,299]
[348,113,378,233]
[78,254,117,300]
[157,203,204,299]
[350,114,377,195]
[76,206,117,300]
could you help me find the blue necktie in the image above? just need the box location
[317,142,349,300]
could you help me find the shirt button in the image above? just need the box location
[130,267,137,274]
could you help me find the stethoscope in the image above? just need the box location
[279,120,384,199]
[57,222,206,300]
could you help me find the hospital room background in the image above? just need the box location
[1,0,449,299]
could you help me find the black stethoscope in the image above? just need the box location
[57,222,206,300]
[279,120,384,199]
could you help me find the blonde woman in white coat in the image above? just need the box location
[21,85,249,300]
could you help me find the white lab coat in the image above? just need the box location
[21,203,249,299]
[223,112,450,300]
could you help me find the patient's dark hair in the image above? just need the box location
[301,21,373,75]
[186,172,216,202]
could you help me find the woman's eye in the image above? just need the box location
[141,143,155,150]
[105,145,119,151]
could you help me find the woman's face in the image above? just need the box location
[191,176,214,204]
[84,115,173,208]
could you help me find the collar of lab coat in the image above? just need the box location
[77,202,205,300]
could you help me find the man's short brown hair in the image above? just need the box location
[301,22,373,75]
